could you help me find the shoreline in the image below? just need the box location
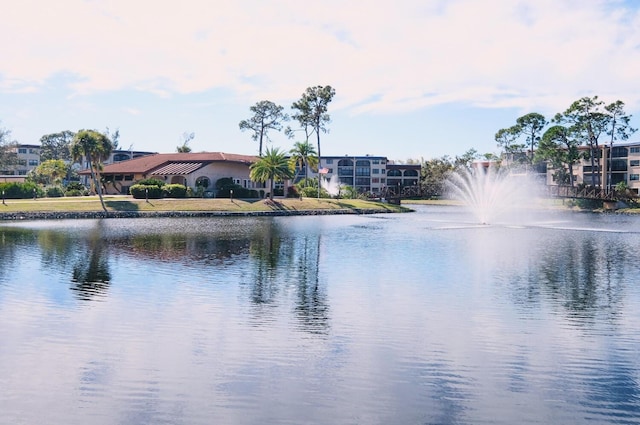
[0,207,409,221]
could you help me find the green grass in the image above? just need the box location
[0,196,412,214]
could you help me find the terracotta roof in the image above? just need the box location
[79,152,258,175]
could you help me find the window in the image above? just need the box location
[380,178,385,184]
[28,159,39,166]
[338,167,353,176]
[630,160,640,166]
[372,160,380,165]
[372,178,379,183]
[339,177,353,186]
[124,175,133,181]
[18,148,27,154]
[195,176,210,188]
[113,153,130,162]
[630,174,639,181]
[611,159,627,171]
[404,169,419,177]
[631,147,640,154]
[325,159,333,164]
[355,177,370,186]
[355,167,370,176]
[387,169,401,177]
[612,146,628,158]
[372,168,379,174]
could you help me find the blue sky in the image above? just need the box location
[2,0,640,162]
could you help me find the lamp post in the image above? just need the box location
[33,188,36,200]
[2,190,4,205]
[230,189,233,202]
[145,188,148,203]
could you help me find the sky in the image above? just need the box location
[1,0,640,162]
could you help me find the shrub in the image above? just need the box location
[129,184,163,199]
[298,186,331,198]
[65,182,86,192]
[65,189,85,197]
[163,184,187,198]
[214,177,259,198]
[136,178,165,187]
[287,186,300,198]
[46,186,65,198]
[0,182,42,199]
[217,186,259,199]
[215,177,235,190]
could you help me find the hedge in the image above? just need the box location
[0,182,43,199]
[129,184,164,199]
[163,184,187,198]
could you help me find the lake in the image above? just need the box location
[1,205,639,424]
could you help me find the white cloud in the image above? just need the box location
[2,0,640,115]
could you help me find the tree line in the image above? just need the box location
[496,96,636,190]
[418,96,636,198]
[240,85,336,199]
[0,124,115,211]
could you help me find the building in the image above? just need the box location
[294,155,410,194]
[545,140,640,194]
[0,144,42,180]
[80,152,261,195]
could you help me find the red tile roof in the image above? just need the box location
[79,152,258,175]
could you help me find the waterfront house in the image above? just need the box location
[79,152,262,196]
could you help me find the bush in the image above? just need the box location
[298,186,331,198]
[287,186,300,198]
[64,189,86,197]
[163,184,187,198]
[215,177,235,190]
[0,182,43,199]
[216,186,259,199]
[136,178,165,187]
[214,177,259,198]
[65,182,86,192]
[129,184,164,199]
[46,186,65,198]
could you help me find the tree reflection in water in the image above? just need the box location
[247,219,329,334]
[0,227,36,282]
[71,222,111,301]
[294,234,329,335]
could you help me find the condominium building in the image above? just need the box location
[545,140,640,193]
[0,144,42,179]
[297,155,420,194]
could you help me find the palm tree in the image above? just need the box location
[70,130,113,212]
[250,147,294,200]
[289,141,318,185]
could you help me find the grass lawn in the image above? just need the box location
[0,195,412,214]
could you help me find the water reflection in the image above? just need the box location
[1,209,640,424]
[292,235,329,335]
[71,223,111,301]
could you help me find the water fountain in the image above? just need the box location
[446,164,541,225]
[321,175,341,197]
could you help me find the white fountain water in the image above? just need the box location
[321,175,341,197]
[446,165,541,225]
